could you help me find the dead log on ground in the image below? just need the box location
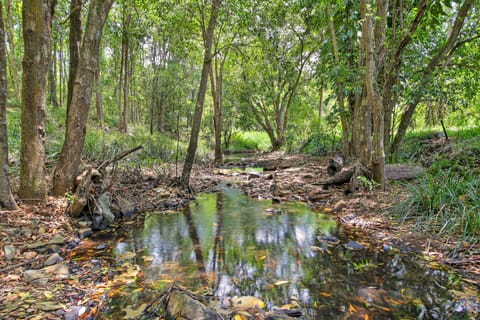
[319,163,424,187]
[385,164,425,180]
[66,145,143,223]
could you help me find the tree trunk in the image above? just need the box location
[181,0,222,188]
[327,4,350,157]
[95,69,104,130]
[362,0,385,187]
[119,8,130,133]
[67,0,82,115]
[48,44,59,107]
[5,0,20,102]
[0,3,17,209]
[20,0,55,202]
[52,0,114,196]
[209,51,227,165]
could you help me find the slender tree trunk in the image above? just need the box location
[67,0,82,115]
[209,52,226,165]
[360,91,371,165]
[4,0,20,102]
[48,44,59,107]
[20,0,55,202]
[327,4,350,156]
[119,8,130,133]
[0,3,17,209]
[362,0,385,187]
[95,69,104,130]
[181,0,222,188]
[52,0,114,195]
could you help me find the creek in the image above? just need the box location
[89,188,476,319]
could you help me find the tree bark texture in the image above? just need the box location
[20,0,55,202]
[0,3,17,209]
[362,0,385,187]
[209,51,227,165]
[67,0,82,114]
[181,0,222,187]
[52,0,114,195]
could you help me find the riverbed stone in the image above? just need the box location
[4,245,16,260]
[48,234,67,245]
[98,192,115,224]
[43,262,70,279]
[77,228,93,240]
[24,270,49,285]
[166,291,220,320]
[44,253,64,266]
[345,240,365,250]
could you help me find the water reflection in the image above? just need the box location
[105,190,478,319]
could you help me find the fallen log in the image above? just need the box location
[319,163,425,187]
[385,164,425,180]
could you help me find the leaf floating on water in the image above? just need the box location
[112,264,140,285]
[348,303,356,313]
[117,251,136,260]
[274,280,290,286]
[142,255,154,262]
[319,292,332,298]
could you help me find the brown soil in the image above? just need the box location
[0,153,478,319]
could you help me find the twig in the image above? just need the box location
[97,145,143,171]
[0,256,46,274]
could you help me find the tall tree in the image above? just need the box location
[181,0,222,188]
[0,3,17,209]
[20,0,56,202]
[52,0,114,195]
[67,0,82,114]
[361,0,386,187]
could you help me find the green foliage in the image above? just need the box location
[352,259,376,272]
[299,132,342,156]
[83,126,193,166]
[227,131,270,153]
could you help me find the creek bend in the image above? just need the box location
[86,188,476,319]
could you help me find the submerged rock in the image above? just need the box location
[166,291,220,320]
[345,240,365,250]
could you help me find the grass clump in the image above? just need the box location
[393,156,480,253]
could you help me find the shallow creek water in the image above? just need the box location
[98,188,477,319]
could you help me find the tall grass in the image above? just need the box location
[393,167,480,254]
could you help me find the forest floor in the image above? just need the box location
[0,152,479,319]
